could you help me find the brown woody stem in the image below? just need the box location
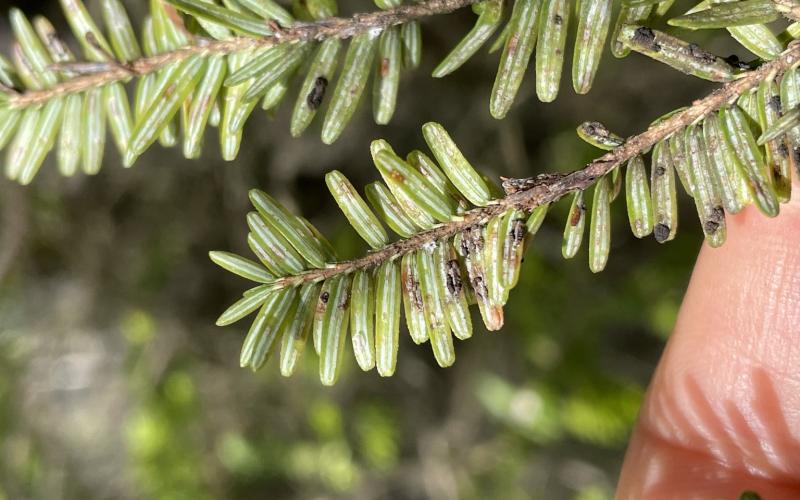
[773,0,800,22]
[273,41,800,288]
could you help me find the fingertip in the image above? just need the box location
[618,193,800,498]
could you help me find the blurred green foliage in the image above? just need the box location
[0,0,724,498]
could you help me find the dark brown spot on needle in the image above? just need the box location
[459,235,470,257]
[471,276,487,300]
[445,260,462,296]
[654,223,671,243]
[316,290,330,314]
[687,43,715,64]
[307,76,327,110]
[704,220,720,234]
[569,202,585,226]
[723,54,751,70]
[389,170,405,184]
[164,83,177,98]
[633,26,657,50]
[510,219,526,244]
[704,206,725,234]
[507,34,519,55]
[466,227,484,253]
[580,121,620,145]
[402,265,424,310]
[794,148,800,175]
[768,95,782,114]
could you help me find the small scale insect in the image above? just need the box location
[510,219,526,244]
[339,290,350,310]
[723,54,752,70]
[469,227,485,251]
[687,43,715,64]
[307,76,328,110]
[459,236,470,257]
[654,223,671,243]
[633,27,656,48]
[507,34,519,55]
[445,260,462,296]
[471,276,487,299]
[704,220,720,234]
[768,95,782,113]
[569,201,585,226]
[319,291,329,304]
[403,267,424,309]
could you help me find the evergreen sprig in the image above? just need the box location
[0,0,472,184]
[4,0,800,384]
[4,0,785,185]
[211,41,800,384]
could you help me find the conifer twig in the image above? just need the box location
[773,0,800,22]
[7,0,480,109]
[271,41,800,289]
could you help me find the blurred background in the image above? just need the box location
[0,1,743,498]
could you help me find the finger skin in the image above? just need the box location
[618,194,800,499]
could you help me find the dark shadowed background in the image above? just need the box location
[0,1,737,498]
